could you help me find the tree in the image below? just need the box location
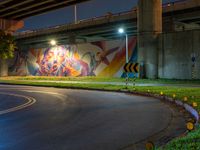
[0,30,17,76]
[0,30,16,59]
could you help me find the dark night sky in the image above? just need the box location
[21,0,175,31]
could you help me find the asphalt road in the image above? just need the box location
[0,85,187,150]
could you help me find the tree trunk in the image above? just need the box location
[0,59,8,77]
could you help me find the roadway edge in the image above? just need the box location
[0,82,199,122]
[0,82,199,139]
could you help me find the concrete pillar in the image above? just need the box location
[0,59,8,77]
[0,18,24,32]
[138,0,162,79]
[0,19,24,77]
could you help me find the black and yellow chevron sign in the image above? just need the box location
[124,63,139,73]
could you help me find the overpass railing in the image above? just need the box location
[15,0,196,38]
[14,9,137,38]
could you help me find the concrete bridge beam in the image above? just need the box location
[138,0,162,79]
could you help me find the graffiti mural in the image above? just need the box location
[9,37,137,77]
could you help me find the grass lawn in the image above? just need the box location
[1,76,200,84]
[157,125,200,150]
[0,77,200,149]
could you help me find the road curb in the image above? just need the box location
[162,96,199,124]
[130,92,199,125]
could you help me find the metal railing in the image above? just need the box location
[14,9,137,37]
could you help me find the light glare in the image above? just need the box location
[50,40,56,46]
[118,28,124,34]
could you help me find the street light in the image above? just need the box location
[118,28,128,63]
[118,28,129,84]
[118,28,124,34]
[50,40,57,46]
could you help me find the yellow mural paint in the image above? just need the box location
[74,51,80,60]
[98,37,137,77]
[98,55,126,77]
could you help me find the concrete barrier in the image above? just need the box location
[153,95,199,125]
[127,90,199,125]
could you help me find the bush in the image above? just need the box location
[0,30,16,59]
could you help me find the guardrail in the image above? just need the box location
[14,9,136,37]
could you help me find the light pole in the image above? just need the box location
[74,5,77,23]
[118,28,128,64]
[118,28,129,85]
[125,34,128,63]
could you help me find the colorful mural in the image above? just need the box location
[9,37,138,77]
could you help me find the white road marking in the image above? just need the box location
[0,92,36,115]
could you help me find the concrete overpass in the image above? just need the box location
[0,0,90,20]
[13,0,200,79]
[0,0,90,77]
[0,0,90,31]
[15,0,200,46]
[1,0,200,79]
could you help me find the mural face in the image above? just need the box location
[9,37,138,77]
[35,46,89,76]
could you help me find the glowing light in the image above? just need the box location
[172,94,176,98]
[183,96,188,102]
[167,3,171,7]
[118,28,125,34]
[186,122,194,131]
[145,141,155,150]
[50,40,57,46]
[160,91,164,96]
[192,102,197,107]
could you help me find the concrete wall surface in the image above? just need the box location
[159,30,200,79]
[8,30,200,79]
[9,37,138,78]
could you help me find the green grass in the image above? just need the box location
[0,77,200,149]
[1,76,200,84]
[157,126,200,150]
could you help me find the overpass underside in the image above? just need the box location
[15,0,200,46]
[0,0,90,32]
[0,0,90,20]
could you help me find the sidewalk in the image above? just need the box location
[24,80,200,88]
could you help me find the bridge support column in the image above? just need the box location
[0,18,24,33]
[137,0,162,79]
[0,18,24,76]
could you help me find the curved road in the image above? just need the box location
[0,85,187,150]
